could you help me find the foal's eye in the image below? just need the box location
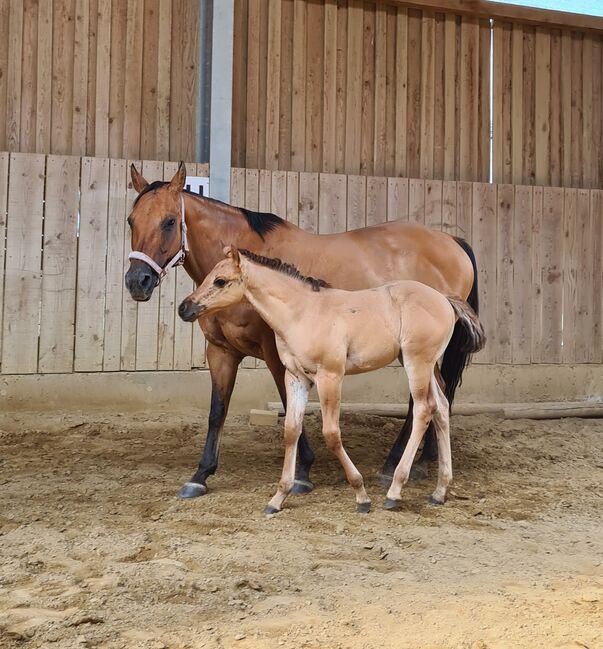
[213,278,227,288]
[162,216,176,230]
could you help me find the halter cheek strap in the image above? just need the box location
[128,194,189,285]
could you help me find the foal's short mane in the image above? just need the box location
[133,181,285,239]
[239,249,329,292]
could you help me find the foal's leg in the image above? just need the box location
[316,373,371,513]
[178,343,242,498]
[384,362,435,509]
[265,371,310,514]
[263,342,315,494]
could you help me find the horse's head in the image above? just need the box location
[125,162,187,301]
[178,247,245,321]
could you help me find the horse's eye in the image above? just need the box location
[162,217,176,230]
[127,216,133,228]
[213,278,227,288]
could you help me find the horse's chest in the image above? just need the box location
[200,314,263,357]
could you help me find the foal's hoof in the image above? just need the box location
[429,495,445,506]
[383,497,402,511]
[264,504,281,515]
[409,462,429,481]
[177,482,208,499]
[291,479,314,495]
[356,501,371,514]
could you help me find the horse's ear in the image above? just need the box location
[130,164,148,193]
[168,161,186,193]
[223,246,240,265]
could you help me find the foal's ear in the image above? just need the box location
[223,246,240,265]
[168,161,187,193]
[130,164,149,193]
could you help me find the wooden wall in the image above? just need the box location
[0,0,200,162]
[233,0,603,189]
[0,152,600,374]
[493,22,603,188]
[233,0,491,181]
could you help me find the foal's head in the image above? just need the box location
[178,247,245,321]
[125,163,187,301]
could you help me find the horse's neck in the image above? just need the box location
[241,262,306,337]
[182,196,260,282]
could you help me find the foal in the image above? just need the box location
[179,248,485,513]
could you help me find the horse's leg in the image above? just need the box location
[429,377,452,505]
[316,373,371,513]
[384,363,435,509]
[263,342,315,494]
[265,371,310,514]
[178,343,242,498]
[379,394,435,484]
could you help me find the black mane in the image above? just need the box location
[239,249,329,292]
[133,181,285,240]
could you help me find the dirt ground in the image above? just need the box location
[0,409,601,649]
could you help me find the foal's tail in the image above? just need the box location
[447,296,486,354]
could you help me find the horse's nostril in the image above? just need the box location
[140,273,153,290]
[178,302,187,317]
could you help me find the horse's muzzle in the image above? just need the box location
[178,299,205,322]
[125,264,158,301]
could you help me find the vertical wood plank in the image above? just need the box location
[419,12,435,179]
[424,179,442,230]
[39,156,80,373]
[6,0,23,150]
[387,177,409,222]
[582,35,593,188]
[108,0,126,157]
[36,0,53,153]
[52,0,76,154]
[574,190,592,362]
[408,178,425,224]
[1,154,45,374]
[123,0,144,159]
[72,0,90,156]
[245,0,261,167]
[305,0,324,171]
[140,0,160,160]
[570,33,583,188]
[471,183,497,364]
[540,187,564,363]
[373,4,387,177]
[549,29,561,187]
[589,190,602,362]
[286,171,299,226]
[232,0,248,167]
[456,180,472,241]
[0,0,9,151]
[394,6,408,177]
[441,180,457,235]
[103,158,127,371]
[93,0,111,157]
[271,170,287,218]
[156,0,172,160]
[347,175,367,230]
[522,26,536,185]
[299,172,319,234]
[443,14,456,180]
[511,23,524,185]
[322,0,337,173]
[335,0,348,173]
[319,173,346,234]
[266,0,282,169]
[406,9,421,178]
[560,32,572,188]
[366,177,387,226]
[530,186,543,362]
[512,185,532,364]
[535,28,551,186]
[291,0,307,171]
[459,16,478,181]
[496,184,514,363]
[75,157,109,371]
[19,0,38,153]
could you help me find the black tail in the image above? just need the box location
[440,238,479,409]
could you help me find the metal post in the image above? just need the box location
[208,0,234,201]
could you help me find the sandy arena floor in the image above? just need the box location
[0,409,601,649]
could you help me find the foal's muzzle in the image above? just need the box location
[125,263,159,301]
[178,299,205,322]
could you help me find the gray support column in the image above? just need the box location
[208,0,234,202]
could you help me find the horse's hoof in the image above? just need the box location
[177,482,207,499]
[429,495,445,506]
[383,497,402,510]
[291,479,314,495]
[409,463,429,481]
[376,471,393,488]
[356,501,371,514]
[264,504,281,515]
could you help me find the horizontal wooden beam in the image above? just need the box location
[381,0,603,33]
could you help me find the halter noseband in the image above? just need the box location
[128,193,189,285]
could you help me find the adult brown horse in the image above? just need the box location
[125,163,479,499]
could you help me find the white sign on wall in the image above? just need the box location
[185,176,210,197]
